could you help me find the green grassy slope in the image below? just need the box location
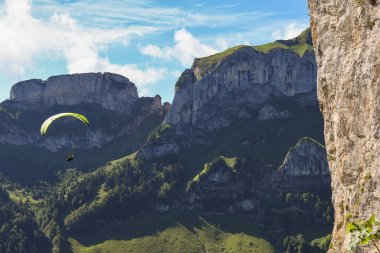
[253,28,312,56]
[67,210,331,253]
[192,45,248,75]
[188,156,237,187]
[193,28,312,75]
[67,210,276,253]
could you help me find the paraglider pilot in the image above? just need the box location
[40,112,89,162]
[66,153,74,161]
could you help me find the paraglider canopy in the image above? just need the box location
[40,112,89,136]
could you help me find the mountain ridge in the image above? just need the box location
[191,28,313,80]
[0,28,333,253]
[6,72,138,113]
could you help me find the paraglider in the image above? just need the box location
[66,153,74,161]
[40,113,89,161]
[40,113,89,136]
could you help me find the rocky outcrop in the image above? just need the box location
[280,138,329,177]
[6,72,138,114]
[0,129,112,151]
[185,157,255,213]
[308,0,380,251]
[275,138,331,192]
[165,32,317,131]
[137,123,180,159]
[184,140,331,216]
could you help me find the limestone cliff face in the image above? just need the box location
[0,129,113,151]
[275,138,331,192]
[308,0,380,251]
[0,73,166,151]
[165,45,317,131]
[280,138,329,177]
[140,30,323,161]
[7,72,138,113]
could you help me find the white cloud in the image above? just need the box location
[140,44,166,58]
[140,28,219,67]
[271,22,308,40]
[284,22,307,39]
[0,0,164,95]
[271,30,281,40]
[216,38,229,51]
[171,70,183,79]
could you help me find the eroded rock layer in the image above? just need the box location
[7,72,138,113]
[165,45,317,132]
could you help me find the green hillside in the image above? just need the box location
[68,210,269,253]
[25,96,329,253]
[67,210,331,253]
[193,28,312,75]
[0,101,165,183]
[253,28,312,56]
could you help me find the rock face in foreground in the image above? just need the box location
[7,72,138,113]
[309,1,380,252]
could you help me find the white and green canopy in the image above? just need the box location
[40,113,89,136]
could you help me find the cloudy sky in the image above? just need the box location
[0,0,310,103]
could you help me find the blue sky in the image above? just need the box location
[0,0,310,103]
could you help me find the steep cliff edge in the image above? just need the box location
[308,0,380,252]
[165,30,317,132]
[140,30,321,161]
[6,72,138,113]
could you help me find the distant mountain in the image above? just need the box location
[0,29,332,253]
[0,72,170,182]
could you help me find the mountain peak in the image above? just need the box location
[253,27,312,56]
[6,72,138,113]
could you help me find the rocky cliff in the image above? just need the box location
[309,0,380,251]
[184,138,330,213]
[141,29,322,161]
[6,72,138,113]
[165,31,317,132]
[280,138,329,177]
[275,138,331,192]
[0,73,166,151]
